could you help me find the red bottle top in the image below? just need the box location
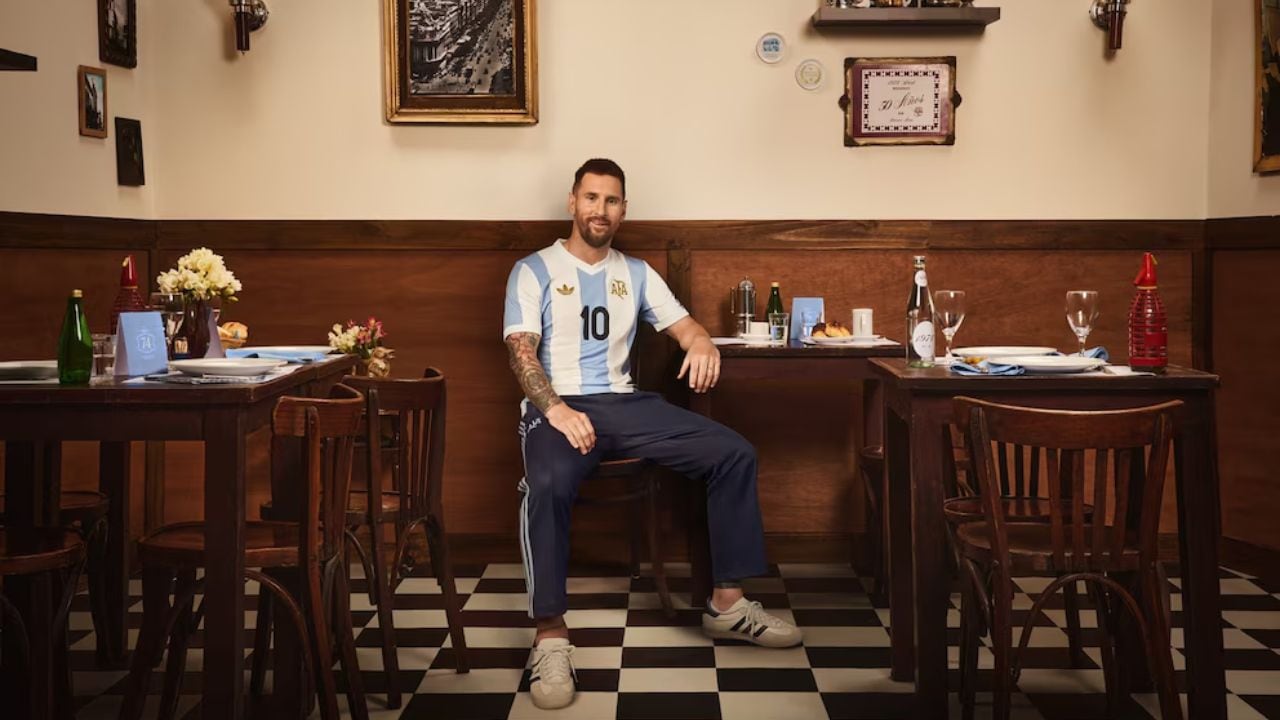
[1128,252,1168,371]
[109,254,147,334]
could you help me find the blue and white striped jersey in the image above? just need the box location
[503,240,688,396]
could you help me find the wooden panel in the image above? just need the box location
[1212,250,1280,552]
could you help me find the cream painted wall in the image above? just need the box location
[1209,0,1280,218]
[146,0,1212,220]
[0,2,157,218]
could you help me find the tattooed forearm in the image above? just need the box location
[505,333,562,412]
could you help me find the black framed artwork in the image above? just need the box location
[115,117,145,186]
[99,0,137,68]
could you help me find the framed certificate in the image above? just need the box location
[839,56,960,147]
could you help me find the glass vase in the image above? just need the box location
[179,297,211,359]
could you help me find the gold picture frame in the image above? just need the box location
[839,56,960,147]
[1256,0,1280,172]
[383,0,537,124]
[78,65,108,139]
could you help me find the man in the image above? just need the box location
[503,159,801,710]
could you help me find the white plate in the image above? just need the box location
[242,345,333,354]
[999,355,1106,373]
[170,358,286,377]
[738,333,771,342]
[809,335,858,345]
[0,360,58,380]
[953,346,1058,358]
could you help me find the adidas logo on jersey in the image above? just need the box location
[556,284,575,296]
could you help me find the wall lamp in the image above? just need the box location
[230,0,269,53]
[1090,0,1129,52]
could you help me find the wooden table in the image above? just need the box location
[871,358,1224,719]
[686,339,902,605]
[0,356,354,719]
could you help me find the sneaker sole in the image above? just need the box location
[530,691,575,710]
[702,627,803,648]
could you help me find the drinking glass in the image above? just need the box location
[767,312,790,347]
[1065,290,1100,356]
[150,291,183,359]
[91,333,115,381]
[932,290,966,361]
[800,309,819,339]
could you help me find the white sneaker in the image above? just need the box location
[528,638,576,710]
[702,597,803,648]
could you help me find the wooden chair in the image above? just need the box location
[950,397,1182,720]
[0,490,112,664]
[0,526,86,720]
[855,445,886,602]
[119,385,370,720]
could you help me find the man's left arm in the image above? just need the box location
[665,316,719,394]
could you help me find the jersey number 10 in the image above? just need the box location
[580,306,610,341]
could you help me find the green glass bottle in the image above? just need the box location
[765,282,784,316]
[58,289,93,385]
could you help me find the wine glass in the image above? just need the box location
[932,290,966,362]
[1065,290,1100,356]
[150,292,183,358]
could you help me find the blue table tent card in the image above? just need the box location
[116,311,169,377]
[790,297,825,341]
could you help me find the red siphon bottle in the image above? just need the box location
[1127,252,1167,372]
[109,254,147,334]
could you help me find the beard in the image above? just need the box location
[575,215,616,248]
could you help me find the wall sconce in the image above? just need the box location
[1090,0,1129,52]
[230,0,269,53]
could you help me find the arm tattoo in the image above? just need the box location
[505,333,561,412]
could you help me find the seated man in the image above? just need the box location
[503,158,801,710]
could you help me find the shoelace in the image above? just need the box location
[742,600,787,633]
[534,644,577,685]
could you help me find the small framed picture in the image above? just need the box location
[115,117,145,186]
[839,56,960,147]
[99,0,138,68]
[78,65,108,139]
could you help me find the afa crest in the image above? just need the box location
[610,279,629,299]
[555,284,575,296]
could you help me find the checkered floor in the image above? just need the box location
[66,562,1280,719]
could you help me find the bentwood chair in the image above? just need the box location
[120,385,369,720]
[950,397,1182,720]
[0,525,87,720]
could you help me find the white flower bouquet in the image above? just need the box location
[156,247,242,302]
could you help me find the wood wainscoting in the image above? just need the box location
[4,211,1275,564]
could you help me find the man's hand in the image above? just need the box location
[545,402,597,455]
[677,336,720,394]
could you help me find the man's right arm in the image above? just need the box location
[505,332,596,454]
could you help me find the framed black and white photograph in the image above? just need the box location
[78,65,108,139]
[1256,0,1280,172]
[115,117,145,186]
[839,56,960,147]
[99,0,137,69]
[383,0,538,124]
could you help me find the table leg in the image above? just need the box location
[202,409,247,719]
[98,441,131,664]
[1178,395,1227,720]
[910,410,950,719]
[884,409,914,682]
[144,441,165,533]
[269,434,307,715]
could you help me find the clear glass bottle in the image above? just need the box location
[906,256,936,367]
[58,289,93,384]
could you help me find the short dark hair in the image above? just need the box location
[573,158,626,197]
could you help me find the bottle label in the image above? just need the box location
[911,320,935,359]
[914,270,928,287]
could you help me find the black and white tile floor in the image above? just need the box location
[66,562,1280,719]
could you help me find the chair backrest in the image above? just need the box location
[342,368,446,521]
[953,396,1180,573]
[272,383,365,563]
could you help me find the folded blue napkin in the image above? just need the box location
[949,359,1026,376]
[226,348,332,363]
[1054,346,1110,361]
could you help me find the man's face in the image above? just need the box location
[569,173,626,249]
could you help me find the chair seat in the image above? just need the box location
[0,490,109,525]
[944,496,1094,525]
[0,527,86,575]
[592,457,647,479]
[955,521,1140,574]
[137,520,303,568]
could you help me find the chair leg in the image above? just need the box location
[333,568,370,720]
[990,571,1015,720]
[644,479,675,619]
[118,567,175,720]
[158,571,197,720]
[958,564,980,720]
[626,492,644,579]
[1062,579,1088,668]
[0,590,32,718]
[305,561,340,720]
[1089,582,1123,717]
[345,527,379,606]
[246,569,317,720]
[1141,565,1183,720]
[84,517,113,667]
[425,514,469,674]
[250,581,274,697]
[365,522,402,708]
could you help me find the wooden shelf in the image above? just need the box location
[0,48,38,72]
[812,6,1001,29]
